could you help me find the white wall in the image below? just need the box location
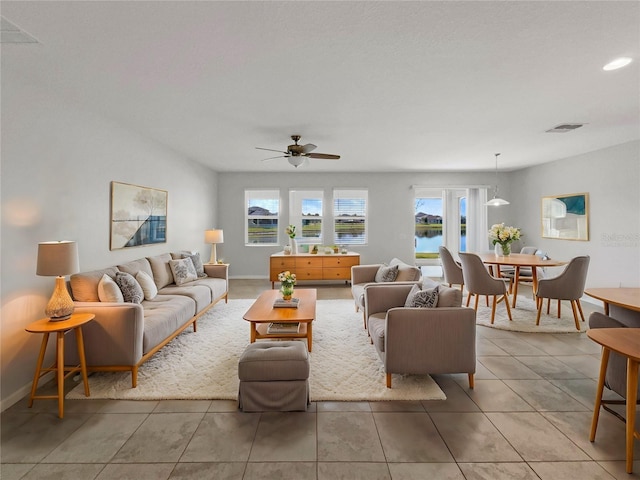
[217,171,511,276]
[510,140,640,290]
[0,78,218,409]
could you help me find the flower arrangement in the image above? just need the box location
[278,270,296,299]
[285,225,296,239]
[488,223,522,255]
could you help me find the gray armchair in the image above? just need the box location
[535,255,590,330]
[459,252,512,324]
[363,283,476,389]
[439,246,464,291]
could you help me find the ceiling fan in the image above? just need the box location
[256,135,340,168]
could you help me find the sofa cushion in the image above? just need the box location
[404,284,439,308]
[117,257,154,278]
[115,272,144,304]
[141,295,196,353]
[182,252,207,278]
[136,270,158,300]
[158,284,213,313]
[375,264,399,282]
[169,257,198,286]
[98,273,124,303]
[436,286,463,307]
[389,258,421,282]
[368,313,386,354]
[70,266,120,302]
[190,277,227,302]
[147,253,174,289]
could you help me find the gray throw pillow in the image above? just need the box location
[169,257,198,286]
[375,264,399,282]
[182,252,207,278]
[115,271,144,304]
[404,284,439,308]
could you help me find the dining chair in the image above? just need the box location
[501,247,543,296]
[535,255,590,330]
[439,246,464,291]
[459,252,512,324]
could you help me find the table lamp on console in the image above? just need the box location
[204,229,224,264]
[36,240,79,321]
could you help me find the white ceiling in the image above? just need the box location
[2,1,639,173]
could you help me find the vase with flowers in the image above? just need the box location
[278,270,297,300]
[488,223,522,256]
[285,224,297,254]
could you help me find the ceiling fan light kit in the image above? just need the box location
[486,153,510,206]
[256,135,340,168]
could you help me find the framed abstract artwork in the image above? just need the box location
[110,181,168,250]
[541,192,589,241]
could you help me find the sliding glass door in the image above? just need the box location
[414,187,487,265]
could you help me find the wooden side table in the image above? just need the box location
[25,313,95,418]
[588,328,640,473]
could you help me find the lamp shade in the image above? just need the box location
[36,241,79,277]
[204,229,224,244]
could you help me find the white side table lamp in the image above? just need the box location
[204,229,224,264]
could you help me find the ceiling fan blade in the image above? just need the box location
[256,147,288,154]
[301,143,317,154]
[307,153,340,160]
[261,155,288,162]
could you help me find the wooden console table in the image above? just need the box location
[270,252,360,288]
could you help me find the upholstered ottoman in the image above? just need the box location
[238,341,310,412]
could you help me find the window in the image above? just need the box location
[245,189,280,245]
[289,190,323,245]
[414,187,487,264]
[333,189,368,245]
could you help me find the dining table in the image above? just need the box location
[584,288,640,315]
[476,253,567,307]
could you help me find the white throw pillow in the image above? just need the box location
[169,257,198,286]
[136,270,158,300]
[97,274,124,303]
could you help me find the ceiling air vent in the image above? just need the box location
[545,123,586,133]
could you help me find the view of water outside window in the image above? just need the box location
[301,199,322,241]
[415,197,466,259]
[247,197,279,244]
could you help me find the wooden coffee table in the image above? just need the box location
[243,288,317,351]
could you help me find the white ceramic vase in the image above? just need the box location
[290,238,297,254]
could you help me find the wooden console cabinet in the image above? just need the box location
[270,252,360,287]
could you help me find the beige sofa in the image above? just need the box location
[364,281,476,388]
[351,258,422,327]
[65,252,228,387]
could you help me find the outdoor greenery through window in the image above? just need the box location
[245,189,279,245]
[289,190,323,244]
[333,189,367,245]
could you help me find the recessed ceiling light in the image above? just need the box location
[603,57,632,71]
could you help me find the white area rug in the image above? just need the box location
[67,299,445,401]
[472,294,587,333]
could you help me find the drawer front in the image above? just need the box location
[295,257,323,269]
[271,257,296,270]
[297,268,323,280]
[323,267,352,280]
[323,256,360,268]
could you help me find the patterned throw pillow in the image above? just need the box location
[169,257,198,286]
[182,252,207,278]
[375,264,399,283]
[97,274,124,303]
[136,270,158,300]
[115,271,144,304]
[404,284,439,308]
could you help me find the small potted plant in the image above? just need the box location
[277,270,296,300]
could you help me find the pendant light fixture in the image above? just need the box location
[486,153,510,206]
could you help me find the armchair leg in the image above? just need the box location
[386,373,392,388]
[571,301,581,330]
[577,300,585,322]
[557,299,561,318]
[503,293,513,321]
[536,299,545,326]
[466,293,472,307]
[468,373,474,389]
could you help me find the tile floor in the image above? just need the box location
[2,279,640,480]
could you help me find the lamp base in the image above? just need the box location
[45,276,75,321]
[209,244,218,264]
